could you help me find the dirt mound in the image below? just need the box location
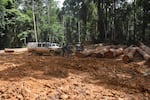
[0,52,149,99]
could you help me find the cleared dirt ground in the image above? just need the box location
[0,50,149,100]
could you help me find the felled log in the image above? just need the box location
[90,48,109,58]
[104,48,123,58]
[139,43,150,55]
[123,45,133,54]
[76,45,111,58]
[89,46,111,58]
[4,48,15,53]
[76,49,95,58]
[137,47,150,67]
[88,45,114,58]
[137,47,150,61]
[95,45,112,50]
[84,43,104,50]
[122,47,137,63]
[76,45,124,58]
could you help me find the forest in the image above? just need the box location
[0,0,150,49]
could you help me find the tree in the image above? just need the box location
[0,0,64,49]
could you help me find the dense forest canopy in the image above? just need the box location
[0,0,64,49]
[0,0,150,49]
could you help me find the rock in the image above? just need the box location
[1,94,11,99]
[16,95,23,99]
[60,94,69,99]
[73,83,79,86]
[117,97,124,100]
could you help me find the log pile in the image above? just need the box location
[76,45,111,58]
[76,44,124,58]
[104,48,123,58]
[75,43,150,66]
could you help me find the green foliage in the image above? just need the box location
[0,0,65,48]
[0,0,149,49]
[17,30,29,40]
[62,0,150,44]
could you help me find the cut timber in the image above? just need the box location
[76,45,110,58]
[137,47,150,61]
[91,48,109,58]
[139,47,150,66]
[75,49,95,58]
[4,48,15,53]
[76,45,124,58]
[104,48,123,58]
[104,49,116,58]
[77,45,112,58]
[91,46,111,58]
[122,47,137,63]
[114,48,124,56]
[123,45,133,54]
[139,43,150,55]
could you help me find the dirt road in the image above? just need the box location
[0,51,149,100]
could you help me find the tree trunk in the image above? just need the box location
[32,0,38,42]
[113,0,116,41]
[142,0,146,41]
[97,0,105,41]
[47,0,51,42]
[65,17,72,43]
[133,0,136,41]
